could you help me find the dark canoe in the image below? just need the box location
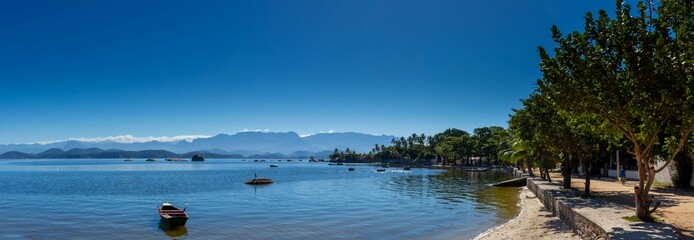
[245,178,274,185]
[158,202,189,227]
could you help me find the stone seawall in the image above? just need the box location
[527,179,610,239]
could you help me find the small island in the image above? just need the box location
[191,154,205,162]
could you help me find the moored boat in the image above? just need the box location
[245,178,274,185]
[158,202,189,227]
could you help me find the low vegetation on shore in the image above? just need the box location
[328,127,509,165]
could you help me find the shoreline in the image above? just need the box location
[474,186,578,240]
[472,187,527,240]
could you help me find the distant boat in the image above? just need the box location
[158,202,189,228]
[348,168,355,171]
[270,164,278,167]
[245,178,274,184]
[403,166,411,170]
[337,162,344,165]
[376,169,386,172]
[146,158,156,162]
[124,159,133,162]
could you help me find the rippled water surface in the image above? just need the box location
[0,159,520,239]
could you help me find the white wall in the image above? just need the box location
[607,161,676,185]
[654,160,674,185]
[608,169,640,180]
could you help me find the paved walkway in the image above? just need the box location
[528,179,680,239]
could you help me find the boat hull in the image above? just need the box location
[158,203,189,228]
[160,216,188,227]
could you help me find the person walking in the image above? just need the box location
[619,166,627,185]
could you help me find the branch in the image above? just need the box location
[656,123,694,173]
[601,112,638,144]
[643,115,672,157]
[648,201,662,215]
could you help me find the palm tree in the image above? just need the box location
[498,136,534,176]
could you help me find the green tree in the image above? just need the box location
[538,0,694,220]
[499,132,535,176]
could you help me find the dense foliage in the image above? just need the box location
[536,0,693,219]
[329,127,509,165]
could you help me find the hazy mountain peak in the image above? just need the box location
[0,131,397,156]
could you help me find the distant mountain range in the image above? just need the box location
[0,132,396,159]
[0,147,335,159]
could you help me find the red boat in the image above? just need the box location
[158,202,189,227]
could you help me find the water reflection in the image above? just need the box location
[385,168,521,220]
[159,220,188,238]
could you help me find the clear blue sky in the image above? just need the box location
[0,0,618,144]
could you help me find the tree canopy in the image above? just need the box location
[537,0,694,220]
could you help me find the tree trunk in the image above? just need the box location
[526,158,534,177]
[519,161,525,173]
[634,154,659,221]
[635,186,650,220]
[562,154,572,189]
[539,167,546,180]
[584,161,591,197]
[546,168,552,182]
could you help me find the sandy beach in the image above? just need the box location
[475,186,578,240]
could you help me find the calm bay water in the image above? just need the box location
[0,159,520,239]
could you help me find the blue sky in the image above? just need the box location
[0,0,617,144]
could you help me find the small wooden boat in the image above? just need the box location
[245,178,274,185]
[348,168,355,171]
[146,158,156,162]
[158,202,189,227]
[270,164,278,167]
[124,159,133,162]
[403,166,411,170]
[376,169,386,172]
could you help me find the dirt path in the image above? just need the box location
[547,172,694,237]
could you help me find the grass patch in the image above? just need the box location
[652,180,673,188]
[622,215,665,224]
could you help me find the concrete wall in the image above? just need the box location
[527,179,610,240]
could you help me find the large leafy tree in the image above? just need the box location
[509,93,569,182]
[538,0,694,220]
[473,126,508,165]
